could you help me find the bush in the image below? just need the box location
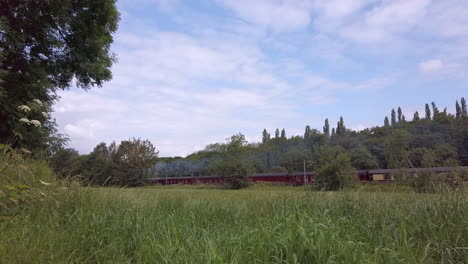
[410,170,449,193]
[314,147,356,191]
[210,157,249,189]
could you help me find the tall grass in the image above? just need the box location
[1,185,467,263]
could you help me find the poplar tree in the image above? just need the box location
[336,121,341,135]
[391,109,396,125]
[331,128,336,137]
[456,100,461,118]
[384,116,390,126]
[280,128,286,139]
[304,125,311,139]
[413,111,420,121]
[262,129,270,143]
[425,104,431,120]
[462,97,467,116]
[339,116,345,133]
[431,102,440,119]
[275,128,280,139]
[397,107,403,122]
[323,119,330,137]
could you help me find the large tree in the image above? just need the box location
[0,0,119,149]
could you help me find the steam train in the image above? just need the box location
[146,166,468,186]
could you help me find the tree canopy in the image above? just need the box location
[0,0,119,151]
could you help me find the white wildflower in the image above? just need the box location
[18,105,31,112]
[41,112,48,118]
[19,118,31,124]
[33,99,43,106]
[30,120,41,127]
[39,180,51,186]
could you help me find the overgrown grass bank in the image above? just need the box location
[1,186,467,263]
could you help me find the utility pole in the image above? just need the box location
[303,160,307,184]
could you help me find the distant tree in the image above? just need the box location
[280,128,286,139]
[391,109,397,125]
[331,128,336,137]
[304,125,311,139]
[402,114,406,122]
[397,107,403,122]
[262,129,270,143]
[314,146,356,191]
[323,119,330,137]
[413,111,420,121]
[425,103,431,120]
[431,102,440,119]
[50,148,80,178]
[434,144,460,166]
[455,100,462,118]
[212,157,249,189]
[462,97,467,116]
[350,147,379,170]
[339,116,345,131]
[384,116,390,126]
[275,128,280,139]
[385,129,409,168]
[408,148,436,168]
[111,138,159,186]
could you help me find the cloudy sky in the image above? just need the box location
[53,0,468,157]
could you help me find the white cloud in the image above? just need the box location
[419,59,443,73]
[216,0,314,32]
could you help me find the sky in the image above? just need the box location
[53,0,468,157]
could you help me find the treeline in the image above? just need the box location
[155,98,468,178]
[51,138,158,186]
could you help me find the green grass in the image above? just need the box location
[1,185,467,263]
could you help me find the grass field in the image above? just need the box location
[1,185,467,263]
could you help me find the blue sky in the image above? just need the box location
[53,0,468,157]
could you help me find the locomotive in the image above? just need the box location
[146,166,468,186]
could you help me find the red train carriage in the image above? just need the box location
[146,167,468,186]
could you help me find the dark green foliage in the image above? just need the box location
[397,107,403,122]
[350,146,379,170]
[384,116,389,126]
[431,102,440,119]
[413,111,420,121]
[211,157,249,189]
[391,109,396,125]
[385,129,409,168]
[314,146,356,191]
[304,125,311,139]
[462,97,467,116]
[455,101,461,118]
[274,128,280,139]
[0,0,119,152]
[262,129,270,143]
[408,148,435,168]
[50,148,79,178]
[425,103,431,120]
[280,128,286,139]
[76,139,158,186]
[323,119,330,137]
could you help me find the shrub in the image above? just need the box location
[211,157,249,189]
[314,147,356,191]
[410,170,449,193]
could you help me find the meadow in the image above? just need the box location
[1,184,467,264]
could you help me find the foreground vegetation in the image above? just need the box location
[2,183,467,263]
